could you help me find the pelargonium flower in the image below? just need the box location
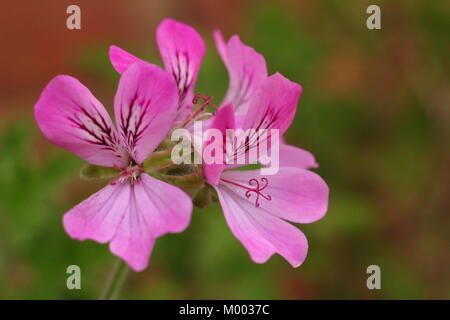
[34,62,192,271]
[109,19,205,127]
[107,18,327,266]
[35,17,328,273]
[108,19,321,170]
[202,74,329,267]
[213,30,319,169]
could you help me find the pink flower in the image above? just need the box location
[109,19,317,171]
[213,30,319,170]
[36,17,328,271]
[34,62,192,271]
[107,18,328,267]
[109,19,206,127]
[203,74,329,267]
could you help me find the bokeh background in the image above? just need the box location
[0,0,449,299]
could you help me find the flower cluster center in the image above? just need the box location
[113,166,144,185]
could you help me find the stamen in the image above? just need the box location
[192,93,218,111]
[182,93,218,127]
[111,166,144,185]
[221,177,272,208]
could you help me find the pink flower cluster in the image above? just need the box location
[34,19,329,271]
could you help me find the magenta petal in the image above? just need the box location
[108,198,156,272]
[220,168,328,224]
[114,62,179,164]
[213,31,267,115]
[64,173,192,272]
[63,182,131,243]
[215,181,309,267]
[109,174,192,271]
[109,45,144,74]
[157,19,205,110]
[203,104,236,185]
[34,75,127,168]
[279,143,319,169]
[134,174,193,237]
[243,72,302,136]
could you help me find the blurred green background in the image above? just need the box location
[0,0,449,299]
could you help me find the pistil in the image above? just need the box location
[220,177,272,207]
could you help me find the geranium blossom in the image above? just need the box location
[109,19,320,168]
[34,62,193,271]
[109,18,328,266]
[109,19,205,127]
[202,75,329,267]
[35,18,328,272]
[213,29,318,169]
[110,18,315,165]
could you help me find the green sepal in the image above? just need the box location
[142,150,173,172]
[155,139,174,151]
[192,187,212,208]
[231,163,263,171]
[80,165,119,179]
[206,184,219,202]
[156,169,205,191]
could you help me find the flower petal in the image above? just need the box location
[203,104,236,185]
[109,174,192,271]
[34,75,127,168]
[108,193,156,272]
[114,62,179,164]
[215,180,309,267]
[136,174,193,237]
[243,72,302,136]
[279,143,318,169]
[157,19,205,111]
[224,73,301,162]
[63,181,131,243]
[214,31,267,115]
[109,45,144,74]
[220,167,328,224]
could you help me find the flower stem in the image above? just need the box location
[99,258,130,300]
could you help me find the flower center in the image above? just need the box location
[112,165,144,185]
[182,93,218,127]
[220,177,272,208]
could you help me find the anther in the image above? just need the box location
[111,166,144,185]
[182,93,218,127]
